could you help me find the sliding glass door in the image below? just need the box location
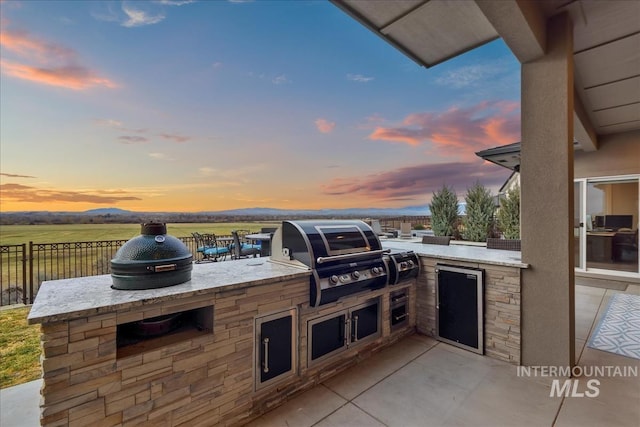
[575,181,585,270]
[576,175,639,276]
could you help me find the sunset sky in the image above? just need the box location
[0,0,519,213]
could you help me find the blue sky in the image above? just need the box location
[0,0,520,212]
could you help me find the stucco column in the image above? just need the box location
[521,12,575,367]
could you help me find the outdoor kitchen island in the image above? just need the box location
[28,242,527,427]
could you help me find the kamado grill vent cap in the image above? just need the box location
[111,222,193,290]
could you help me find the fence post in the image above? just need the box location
[21,244,27,305]
[29,241,34,304]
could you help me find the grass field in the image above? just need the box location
[0,222,281,305]
[0,306,41,388]
[0,222,280,246]
[0,222,281,388]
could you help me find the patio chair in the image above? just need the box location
[399,222,413,239]
[486,237,521,251]
[231,230,261,259]
[422,235,451,245]
[370,220,394,238]
[192,232,230,262]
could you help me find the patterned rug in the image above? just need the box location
[588,293,640,360]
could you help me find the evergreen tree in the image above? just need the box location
[498,184,520,239]
[429,185,459,236]
[462,182,495,242]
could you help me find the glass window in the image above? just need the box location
[318,226,369,254]
[585,179,638,273]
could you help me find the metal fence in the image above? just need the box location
[0,244,27,306]
[0,218,433,306]
[0,236,200,306]
[379,216,431,232]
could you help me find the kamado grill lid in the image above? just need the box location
[111,222,193,290]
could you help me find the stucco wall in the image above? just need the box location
[574,130,640,178]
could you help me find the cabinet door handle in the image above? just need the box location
[352,315,359,342]
[344,318,349,345]
[394,313,407,321]
[392,295,407,303]
[262,337,270,373]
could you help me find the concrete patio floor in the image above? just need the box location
[2,284,639,427]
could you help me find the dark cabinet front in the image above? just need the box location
[260,315,292,383]
[351,302,378,342]
[308,298,380,365]
[255,308,297,390]
[436,265,484,354]
[310,313,346,361]
[390,289,409,330]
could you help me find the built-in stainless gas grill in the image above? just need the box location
[270,220,388,306]
[384,249,420,285]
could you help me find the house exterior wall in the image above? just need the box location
[520,12,575,368]
[574,130,640,178]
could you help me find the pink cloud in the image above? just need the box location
[159,133,191,143]
[369,100,520,157]
[321,161,510,201]
[0,172,36,179]
[118,135,149,144]
[0,28,116,90]
[315,118,336,134]
[0,183,140,204]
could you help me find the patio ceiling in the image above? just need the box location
[331,0,640,150]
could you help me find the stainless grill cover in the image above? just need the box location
[271,220,388,306]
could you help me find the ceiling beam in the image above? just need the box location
[474,0,546,63]
[574,89,598,151]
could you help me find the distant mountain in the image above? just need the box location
[82,208,132,215]
[2,204,470,217]
[199,205,432,217]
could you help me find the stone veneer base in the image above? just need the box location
[34,254,521,426]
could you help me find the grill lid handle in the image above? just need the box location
[316,249,390,265]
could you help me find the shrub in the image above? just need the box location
[462,182,495,242]
[498,184,520,239]
[413,224,425,230]
[429,185,459,236]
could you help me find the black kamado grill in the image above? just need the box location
[111,222,193,290]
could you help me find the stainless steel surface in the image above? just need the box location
[384,250,420,285]
[262,337,270,373]
[353,315,359,342]
[271,220,388,306]
[316,249,390,264]
[435,264,484,355]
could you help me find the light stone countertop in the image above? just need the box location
[381,239,529,268]
[28,241,527,325]
[28,258,310,325]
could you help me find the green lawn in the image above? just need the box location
[0,222,281,388]
[0,306,41,388]
[0,222,280,246]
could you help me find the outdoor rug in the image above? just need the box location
[588,293,640,360]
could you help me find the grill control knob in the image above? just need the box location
[408,260,415,268]
[352,271,360,279]
[400,262,408,269]
[330,275,339,285]
[372,267,382,275]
